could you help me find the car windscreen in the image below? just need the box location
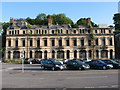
[53,60,61,64]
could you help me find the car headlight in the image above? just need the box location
[107,64,113,68]
[55,65,59,67]
[82,65,86,67]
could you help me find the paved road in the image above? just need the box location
[2,63,119,88]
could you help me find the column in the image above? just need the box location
[99,50,101,59]
[77,38,80,46]
[42,50,44,59]
[32,50,35,58]
[70,38,73,47]
[62,38,66,46]
[77,50,79,59]
[33,38,36,47]
[64,50,66,59]
[108,50,110,59]
[70,50,74,59]
[11,51,14,60]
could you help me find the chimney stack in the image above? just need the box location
[48,16,52,26]
[10,17,14,23]
[87,18,92,27]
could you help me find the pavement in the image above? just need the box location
[1,63,119,88]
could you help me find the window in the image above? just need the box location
[18,30,19,34]
[15,39,18,47]
[66,30,69,34]
[59,39,62,46]
[42,30,44,34]
[23,31,25,34]
[45,30,47,34]
[83,29,85,33]
[79,29,82,33]
[8,39,11,47]
[30,51,32,58]
[109,30,112,33]
[103,29,105,33]
[102,38,106,46]
[52,30,54,34]
[95,30,97,33]
[52,50,55,58]
[51,39,55,46]
[73,30,76,34]
[88,40,91,46]
[9,31,11,35]
[30,30,32,34]
[8,51,11,59]
[88,30,90,33]
[44,39,47,46]
[66,39,69,46]
[22,39,25,47]
[109,38,112,46]
[30,39,33,46]
[15,30,16,34]
[37,39,40,47]
[95,38,99,45]
[12,31,14,34]
[36,30,38,34]
[61,30,63,33]
[39,30,41,34]
[81,39,84,46]
[73,39,77,46]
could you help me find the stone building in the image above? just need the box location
[5,17,115,60]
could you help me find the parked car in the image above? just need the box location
[86,60,113,70]
[66,60,90,70]
[102,60,120,69]
[62,59,69,64]
[24,58,37,64]
[41,59,65,71]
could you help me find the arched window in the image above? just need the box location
[52,50,55,58]
[52,30,54,34]
[101,50,108,58]
[35,51,42,58]
[30,51,32,58]
[13,51,20,59]
[57,51,64,59]
[8,51,11,59]
[88,50,92,58]
[79,50,86,58]
[110,50,113,59]
[74,50,77,59]
[44,51,47,59]
[66,50,70,59]
[96,50,99,58]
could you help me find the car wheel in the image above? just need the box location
[41,66,45,70]
[79,67,82,70]
[52,67,55,71]
[102,66,106,70]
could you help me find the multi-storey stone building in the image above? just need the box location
[115,33,120,59]
[5,17,115,60]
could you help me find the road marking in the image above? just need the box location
[111,85,118,88]
[98,86,109,88]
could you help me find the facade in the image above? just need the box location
[115,33,120,59]
[5,17,115,60]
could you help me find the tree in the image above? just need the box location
[51,14,73,25]
[26,17,35,25]
[76,18,98,27]
[113,13,120,34]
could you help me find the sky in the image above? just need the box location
[2,2,118,25]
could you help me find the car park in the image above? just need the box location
[41,59,65,71]
[66,60,90,70]
[86,60,113,70]
[102,60,120,69]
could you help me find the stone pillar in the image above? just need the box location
[11,51,14,60]
[32,50,35,58]
[33,38,36,47]
[77,38,80,46]
[70,50,74,59]
[48,38,51,47]
[99,50,101,59]
[70,38,73,47]
[55,50,57,59]
[77,50,79,59]
[107,50,110,59]
[42,50,44,59]
[55,38,58,46]
[64,50,66,59]
[62,38,66,46]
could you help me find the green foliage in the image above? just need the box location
[114,30,120,34]
[27,24,32,29]
[4,60,22,63]
[51,14,73,25]
[76,18,98,27]
[113,13,120,34]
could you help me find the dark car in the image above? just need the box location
[24,58,37,64]
[41,59,65,71]
[66,60,90,70]
[86,60,112,70]
[102,60,120,69]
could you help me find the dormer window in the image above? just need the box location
[9,31,11,35]
[73,30,76,34]
[52,30,54,34]
[66,30,69,34]
[23,31,25,34]
[95,30,97,33]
